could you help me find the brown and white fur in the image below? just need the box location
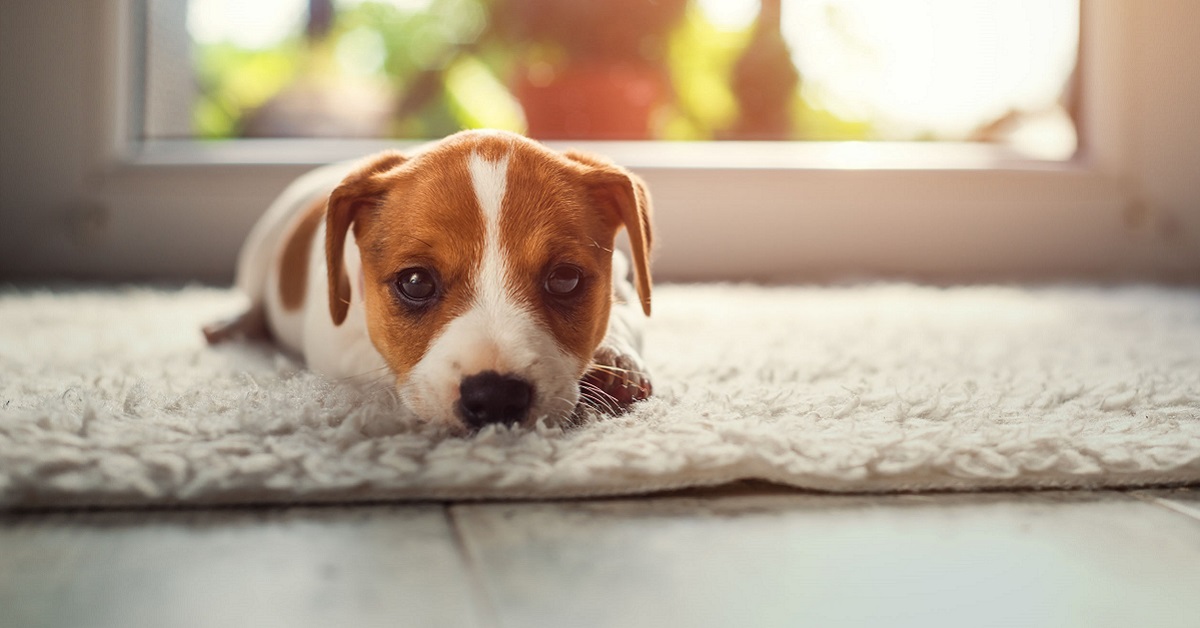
[205,130,652,432]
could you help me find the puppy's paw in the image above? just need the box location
[580,345,653,415]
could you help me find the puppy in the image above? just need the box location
[205,130,653,431]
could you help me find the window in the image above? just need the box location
[146,0,1079,160]
[5,1,1197,283]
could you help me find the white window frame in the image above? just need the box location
[2,0,1198,283]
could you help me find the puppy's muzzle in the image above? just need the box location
[457,370,534,429]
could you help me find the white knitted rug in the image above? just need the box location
[2,284,1199,508]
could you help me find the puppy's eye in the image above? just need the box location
[545,265,582,297]
[393,268,437,303]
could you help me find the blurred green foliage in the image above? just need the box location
[194,41,304,137]
[661,6,748,140]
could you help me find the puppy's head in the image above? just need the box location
[325,130,652,430]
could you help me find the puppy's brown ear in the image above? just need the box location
[565,150,655,316]
[326,150,407,326]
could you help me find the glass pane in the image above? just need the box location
[144,0,1079,158]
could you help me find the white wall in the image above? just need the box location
[1,0,1198,283]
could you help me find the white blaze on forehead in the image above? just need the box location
[468,151,508,228]
[467,151,511,310]
[463,150,539,361]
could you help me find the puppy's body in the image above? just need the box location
[239,160,387,379]
[210,131,652,430]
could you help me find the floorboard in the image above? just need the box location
[0,505,483,628]
[1135,487,1200,521]
[451,489,1200,628]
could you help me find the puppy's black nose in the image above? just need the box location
[457,371,534,428]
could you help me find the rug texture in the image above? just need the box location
[2,284,1199,507]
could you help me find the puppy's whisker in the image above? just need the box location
[542,397,583,428]
[364,384,392,400]
[584,397,620,417]
[587,363,646,378]
[579,382,621,415]
[374,386,402,404]
[580,380,615,397]
[370,380,394,393]
[587,388,621,411]
[586,237,614,254]
[360,372,397,399]
[362,370,393,385]
[549,398,585,427]
[339,365,392,381]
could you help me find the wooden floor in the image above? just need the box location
[3,485,1199,628]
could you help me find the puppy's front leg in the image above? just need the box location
[581,252,652,414]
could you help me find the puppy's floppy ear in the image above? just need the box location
[326,150,408,326]
[565,150,655,316]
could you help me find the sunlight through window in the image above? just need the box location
[783,0,1078,156]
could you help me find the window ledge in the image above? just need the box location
[132,138,1075,172]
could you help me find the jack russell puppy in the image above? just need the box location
[205,130,653,432]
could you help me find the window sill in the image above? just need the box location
[93,137,1133,284]
[132,138,1073,172]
